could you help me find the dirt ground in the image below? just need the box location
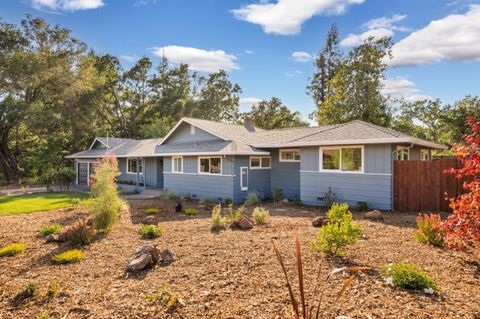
[0,199,479,319]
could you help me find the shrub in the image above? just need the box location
[253,207,270,225]
[90,157,123,233]
[146,284,184,313]
[200,197,215,205]
[53,167,76,191]
[382,262,436,292]
[37,312,50,319]
[39,224,64,237]
[139,225,164,239]
[0,243,27,257]
[225,204,244,223]
[291,199,303,206]
[71,198,81,206]
[18,282,39,300]
[223,197,233,205]
[323,187,337,208]
[356,201,369,212]
[245,191,261,205]
[272,187,283,202]
[310,203,362,256]
[52,249,84,264]
[413,214,445,247]
[184,208,198,216]
[160,191,177,200]
[144,208,160,214]
[211,204,226,231]
[64,219,96,245]
[45,278,60,300]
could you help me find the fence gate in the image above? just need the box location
[393,159,463,212]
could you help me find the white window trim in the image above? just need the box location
[396,146,410,161]
[249,156,271,169]
[198,156,223,175]
[319,146,364,174]
[127,158,144,175]
[240,166,248,191]
[279,149,301,162]
[172,156,183,173]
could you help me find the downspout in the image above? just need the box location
[391,142,414,211]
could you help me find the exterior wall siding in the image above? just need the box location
[233,156,271,203]
[164,122,220,144]
[270,149,301,200]
[117,157,159,187]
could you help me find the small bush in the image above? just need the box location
[184,208,198,216]
[18,282,39,300]
[253,207,270,225]
[223,197,233,205]
[45,279,60,300]
[225,204,244,223]
[37,312,50,319]
[211,204,226,231]
[52,249,85,264]
[356,201,369,212]
[144,208,160,214]
[245,191,261,205]
[0,243,27,257]
[382,262,436,292]
[39,224,64,237]
[323,187,337,208]
[200,197,215,205]
[146,284,184,313]
[272,187,283,202]
[71,198,82,206]
[310,203,362,256]
[413,213,445,247]
[291,199,303,206]
[64,219,96,245]
[160,191,177,200]
[139,225,164,239]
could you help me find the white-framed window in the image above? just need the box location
[250,156,271,169]
[421,149,430,161]
[127,158,143,174]
[280,149,301,162]
[172,156,183,173]
[320,146,363,173]
[198,157,222,174]
[396,146,410,161]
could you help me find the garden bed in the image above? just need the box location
[0,199,479,318]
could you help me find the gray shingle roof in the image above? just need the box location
[66,138,163,158]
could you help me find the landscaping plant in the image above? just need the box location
[184,208,199,216]
[52,249,85,264]
[356,201,369,212]
[442,116,480,250]
[382,262,436,293]
[0,243,27,257]
[211,204,226,231]
[39,224,64,237]
[64,219,96,245]
[253,207,270,225]
[323,187,337,208]
[245,191,261,205]
[310,203,362,256]
[160,191,177,200]
[139,225,164,239]
[225,204,244,223]
[71,198,81,206]
[144,208,160,214]
[45,278,60,301]
[413,213,445,247]
[273,187,284,202]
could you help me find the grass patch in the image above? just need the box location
[144,208,160,214]
[139,225,164,239]
[184,208,198,216]
[39,224,64,237]
[0,243,27,257]
[0,192,90,216]
[51,249,84,264]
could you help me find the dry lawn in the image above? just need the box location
[0,199,479,319]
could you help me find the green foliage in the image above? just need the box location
[323,187,337,208]
[52,249,85,264]
[184,208,199,216]
[18,282,39,300]
[146,284,184,313]
[39,224,64,237]
[160,191,177,200]
[310,203,362,256]
[211,204,226,231]
[245,191,261,205]
[139,225,164,239]
[382,262,436,292]
[413,214,445,247]
[53,167,76,191]
[45,278,60,301]
[291,199,303,206]
[71,198,82,206]
[144,208,160,214]
[91,158,123,233]
[0,243,27,257]
[37,312,50,319]
[243,97,309,129]
[272,187,283,202]
[225,204,244,223]
[252,207,270,225]
[68,219,96,245]
[200,197,215,205]
[355,201,369,212]
[223,197,233,205]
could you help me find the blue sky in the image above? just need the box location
[1,0,480,120]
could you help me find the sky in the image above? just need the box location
[1,0,480,121]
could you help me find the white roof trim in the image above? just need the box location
[67,151,270,159]
[89,138,109,150]
[157,118,229,146]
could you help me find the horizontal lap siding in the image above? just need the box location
[233,156,271,203]
[164,173,233,202]
[270,149,300,200]
[118,158,137,183]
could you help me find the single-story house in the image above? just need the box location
[66,117,447,210]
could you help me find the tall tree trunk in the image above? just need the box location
[0,131,21,183]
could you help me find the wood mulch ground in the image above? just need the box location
[0,199,479,319]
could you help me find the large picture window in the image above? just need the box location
[321,147,363,172]
[172,156,183,173]
[199,157,222,174]
[127,158,143,174]
[280,149,300,162]
[250,156,271,169]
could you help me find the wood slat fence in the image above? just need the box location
[393,159,464,212]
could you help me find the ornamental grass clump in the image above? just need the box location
[139,225,164,239]
[39,224,64,237]
[0,243,27,257]
[382,262,436,293]
[245,191,261,205]
[184,208,199,216]
[211,204,226,231]
[253,207,270,225]
[144,208,160,214]
[413,213,445,247]
[225,204,243,223]
[310,203,362,256]
[52,249,84,264]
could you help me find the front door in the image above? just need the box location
[156,158,164,189]
[240,167,248,191]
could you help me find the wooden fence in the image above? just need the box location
[393,159,464,212]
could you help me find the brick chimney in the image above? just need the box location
[244,116,253,127]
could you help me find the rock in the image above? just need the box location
[282,198,289,203]
[45,234,58,243]
[142,215,157,225]
[127,243,161,272]
[274,208,287,212]
[238,215,253,230]
[230,220,240,229]
[312,216,330,227]
[57,232,69,243]
[365,210,384,221]
[160,248,176,264]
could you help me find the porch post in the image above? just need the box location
[136,157,140,191]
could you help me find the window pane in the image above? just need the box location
[210,158,221,174]
[200,158,209,173]
[129,159,137,173]
[294,151,300,161]
[138,160,143,173]
[251,157,260,167]
[341,148,362,171]
[261,157,271,168]
[281,151,293,160]
[173,158,182,172]
[322,149,340,170]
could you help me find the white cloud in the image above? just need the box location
[285,69,302,77]
[239,97,262,111]
[388,5,480,67]
[30,0,104,11]
[244,49,254,54]
[292,51,314,63]
[231,0,364,36]
[340,14,408,47]
[381,77,431,102]
[120,54,139,62]
[151,46,239,73]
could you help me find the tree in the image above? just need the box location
[315,37,392,126]
[442,95,480,145]
[243,97,309,129]
[442,116,480,251]
[307,24,341,121]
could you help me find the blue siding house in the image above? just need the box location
[66,117,446,210]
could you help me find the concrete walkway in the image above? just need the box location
[123,188,162,200]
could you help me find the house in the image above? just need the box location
[66,117,447,210]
